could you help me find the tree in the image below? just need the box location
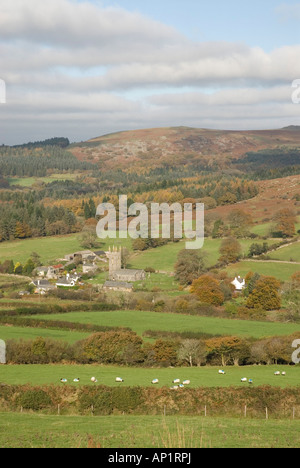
[83,331,143,364]
[246,276,281,311]
[190,274,225,306]
[272,209,296,238]
[205,336,249,366]
[152,339,179,367]
[23,258,35,276]
[175,249,207,285]
[219,237,242,264]
[14,262,23,275]
[227,209,253,237]
[177,339,207,367]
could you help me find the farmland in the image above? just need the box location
[1,413,299,448]
[0,364,299,388]
[31,309,300,340]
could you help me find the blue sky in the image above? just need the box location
[97,0,299,49]
[0,0,300,144]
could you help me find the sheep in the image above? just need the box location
[248,379,253,384]
[151,379,159,385]
[91,377,98,383]
[60,378,67,383]
[172,379,180,384]
[219,370,225,375]
[116,377,124,383]
[282,372,286,376]
[183,380,191,385]
[274,371,281,376]
[241,378,247,383]
[170,386,179,390]
[73,378,80,383]
[179,384,184,388]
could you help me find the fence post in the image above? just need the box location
[204,405,207,417]
[58,404,60,416]
[244,405,247,418]
[266,407,268,420]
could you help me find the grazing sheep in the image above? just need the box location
[248,379,253,384]
[282,372,286,376]
[183,380,191,385]
[274,371,281,376]
[91,377,98,383]
[179,384,184,388]
[116,377,124,383]
[60,378,67,383]
[152,379,159,384]
[241,378,247,383]
[219,370,225,375]
[73,378,80,383]
[172,379,180,384]
[170,386,179,390]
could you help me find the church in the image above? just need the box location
[106,246,146,282]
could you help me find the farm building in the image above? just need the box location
[231,276,246,291]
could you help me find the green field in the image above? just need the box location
[0,364,299,388]
[1,413,299,448]
[8,173,80,187]
[0,325,89,344]
[269,242,300,263]
[224,260,300,282]
[31,309,300,339]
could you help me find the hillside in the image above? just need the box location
[70,126,300,172]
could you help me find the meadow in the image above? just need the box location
[0,364,299,388]
[0,413,299,448]
[31,309,300,340]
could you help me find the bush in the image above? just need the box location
[17,390,52,411]
[111,387,143,413]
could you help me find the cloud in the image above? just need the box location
[0,0,299,144]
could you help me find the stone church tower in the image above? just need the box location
[107,246,122,279]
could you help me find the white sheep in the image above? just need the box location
[274,371,281,376]
[183,380,191,385]
[282,372,286,376]
[91,377,98,383]
[219,370,225,375]
[116,377,124,383]
[60,378,67,383]
[172,379,180,384]
[73,378,80,383]
[170,386,179,390]
[152,379,159,384]
[241,378,247,382]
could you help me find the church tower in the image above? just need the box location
[107,246,122,279]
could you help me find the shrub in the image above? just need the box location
[17,390,52,411]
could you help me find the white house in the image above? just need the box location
[231,276,246,292]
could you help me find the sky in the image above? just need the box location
[0,0,300,145]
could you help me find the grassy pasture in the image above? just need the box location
[224,260,300,282]
[1,413,300,448]
[0,364,299,388]
[31,309,300,340]
[0,325,89,344]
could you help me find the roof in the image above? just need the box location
[103,281,133,289]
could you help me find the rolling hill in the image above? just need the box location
[69,125,300,172]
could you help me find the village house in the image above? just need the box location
[231,276,246,292]
[31,279,56,294]
[56,273,80,288]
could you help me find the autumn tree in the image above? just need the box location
[219,237,242,264]
[205,336,249,366]
[227,209,253,237]
[175,249,207,285]
[272,209,296,238]
[190,274,225,306]
[246,276,281,311]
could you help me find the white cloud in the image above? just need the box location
[0,0,299,144]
